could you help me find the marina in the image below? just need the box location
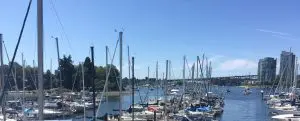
[1,0,300,121]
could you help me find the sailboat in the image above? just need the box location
[270,59,299,118]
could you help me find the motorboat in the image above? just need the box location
[24,108,66,119]
[272,114,300,121]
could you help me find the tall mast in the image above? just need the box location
[196,56,199,79]
[192,63,195,94]
[0,34,3,95]
[91,46,96,121]
[0,34,4,121]
[148,66,150,79]
[131,57,135,121]
[22,53,25,104]
[162,73,164,88]
[14,63,17,83]
[164,60,169,120]
[183,56,186,94]
[296,59,298,91]
[55,37,62,94]
[105,46,109,103]
[81,63,86,121]
[128,46,130,79]
[166,60,169,80]
[37,0,44,119]
[156,61,158,100]
[119,32,123,119]
[50,59,52,90]
[169,61,171,79]
[292,58,298,95]
[192,63,195,80]
[205,57,208,92]
[208,61,211,91]
[22,53,28,121]
[201,54,205,78]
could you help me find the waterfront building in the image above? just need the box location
[258,57,276,84]
[279,51,295,85]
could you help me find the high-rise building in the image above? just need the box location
[279,51,295,83]
[258,57,276,84]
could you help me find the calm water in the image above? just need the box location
[220,86,270,121]
[73,87,164,121]
[72,86,270,121]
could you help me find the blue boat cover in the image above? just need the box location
[185,106,210,112]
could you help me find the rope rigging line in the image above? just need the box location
[28,68,37,90]
[2,42,13,90]
[96,37,120,117]
[185,58,192,79]
[3,42,19,92]
[0,0,32,104]
[0,1,32,120]
[107,42,122,90]
[71,63,81,92]
[48,0,73,53]
[3,43,28,120]
[142,71,152,104]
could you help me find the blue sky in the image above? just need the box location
[0,0,300,79]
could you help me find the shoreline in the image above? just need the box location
[6,90,132,99]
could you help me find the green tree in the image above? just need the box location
[95,66,105,90]
[83,57,93,89]
[44,70,53,89]
[24,65,37,90]
[176,80,183,86]
[92,64,121,91]
[59,55,75,90]
[105,64,120,91]
[72,64,83,91]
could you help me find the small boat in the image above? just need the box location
[226,89,230,93]
[108,116,147,121]
[24,108,67,119]
[0,115,18,121]
[244,87,251,95]
[272,114,300,121]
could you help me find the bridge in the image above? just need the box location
[169,75,258,86]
